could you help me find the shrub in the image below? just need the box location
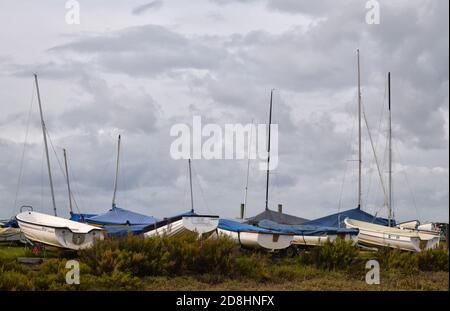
[375,248,419,274]
[0,271,34,290]
[77,233,267,279]
[417,248,449,271]
[297,239,359,271]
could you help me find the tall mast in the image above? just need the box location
[265,89,274,211]
[34,74,57,216]
[188,159,194,213]
[63,148,73,213]
[243,119,254,217]
[357,49,362,209]
[112,134,121,208]
[388,72,392,226]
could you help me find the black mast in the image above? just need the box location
[265,89,274,211]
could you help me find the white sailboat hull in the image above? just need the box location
[292,234,336,246]
[0,227,25,242]
[216,228,293,250]
[144,216,219,237]
[345,218,439,252]
[17,211,104,250]
[291,232,358,246]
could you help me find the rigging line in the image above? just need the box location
[365,79,389,215]
[66,160,83,214]
[12,82,35,214]
[46,129,79,216]
[46,133,66,186]
[243,118,254,212]
[393,142,421,221]
[40,146,45,210]
[373,77,389,162]
[182,163,189,212]
[338,92,358,212]
[274,171,282,211]
[191,165,212,214]
[362,100,388,208]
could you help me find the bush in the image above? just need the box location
[83,271,142,290]
[77,233,267,280]
[417,248,449,272]
[297,239,360,271]
[0,271,34,290]
[375,247,449,274]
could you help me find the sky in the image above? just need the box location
[0,0,448,223]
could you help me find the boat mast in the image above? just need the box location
[63,148,73,214]
[188,159,194,213]
[357,50,362,209]
[34,74,57,216]
[265,89,274,211]
[388,72,392,226]
[112,134,121,208]
[243,119,254,217]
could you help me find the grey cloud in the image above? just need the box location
[50,25,226,77]
[132,0,163,15]
[0,1,447,222]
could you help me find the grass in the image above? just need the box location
[136,271,449,291]
[0,243,28,259]
[0,236,448,291]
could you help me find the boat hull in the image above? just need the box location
[0,227,25,243]
[17,211,104,250]
[291,232,358,246]
[216,228,293,250]
[144,216,219,237]
[345,218,439,252]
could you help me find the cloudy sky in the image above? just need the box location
[0,0,448,223]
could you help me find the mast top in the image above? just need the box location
[112,134,121,208]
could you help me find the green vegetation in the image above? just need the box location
[0,235,448,291]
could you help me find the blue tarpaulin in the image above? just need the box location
[85,206,159,226]
[1,217,19,228]
[304,207,392,228]
[69,212,97,222]
[218,219,277,233]
[103,224,149,235]
[258,219,359,236]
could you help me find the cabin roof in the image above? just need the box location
[246,209,309,225]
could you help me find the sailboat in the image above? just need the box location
[304,51,393,230]
[229,90,357,248]
[81,135,160,234]
[216,90,294,250]
[16,74,104,250]
[143,159,219,237]
[344,70,440,251]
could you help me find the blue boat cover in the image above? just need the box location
[258,219,359,236]
[218,219,278,233]
[69,212,97,222]
[1,217,19,228]
[103,224,149,235]
[85,206,159,226]
[304,207,392,228]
